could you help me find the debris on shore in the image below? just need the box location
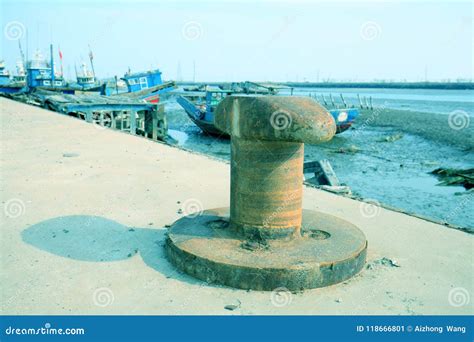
[334,145,360,154]
[304,160,340,186]
[224,300,241,311]
[304,160,352,195]
[377,133,404,143]
[366,257,401,270]
[430,168,474,190]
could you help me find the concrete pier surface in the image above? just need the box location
[0,98,472,315]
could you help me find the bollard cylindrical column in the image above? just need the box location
[230,138,303,239]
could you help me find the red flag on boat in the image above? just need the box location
[58,47,64,76]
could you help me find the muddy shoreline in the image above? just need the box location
[357,107,473,150]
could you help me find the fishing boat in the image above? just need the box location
[71,48,105,93]
[75,62,102,91]
[0,61,21,94]
[117,69,175,103]
[27,48,67,89]
[329,108,359,134]
[176,87,359,136]
[0,60,28,94]
[0,61,10,86]
[12,60,26,85]
[221,81,289,95]
[177,87,230,136]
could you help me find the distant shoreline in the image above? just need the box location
[284,82,474,90]
[175,81,474,90]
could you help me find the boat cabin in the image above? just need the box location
[76,62,96,87]
[0,61,11,86]
[12,60,26,84]
[26,50,65,88]
[122,69,163,93]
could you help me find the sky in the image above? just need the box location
[1,0,472,82]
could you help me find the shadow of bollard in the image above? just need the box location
[21,215,203,285]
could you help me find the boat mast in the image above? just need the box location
[88,44,96,80]
[58,45,63,77]
[18,41,26,71]
[26,27,29,68]
[50,43,55,83]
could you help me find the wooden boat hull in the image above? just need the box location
[177,94,359,137]
[187,114,228,137]
[177,95,228,137]
[117,81,175,103]
[329,108,359,134]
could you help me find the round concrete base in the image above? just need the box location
[165,208,367,291]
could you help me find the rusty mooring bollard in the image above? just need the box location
[166,96,367,291]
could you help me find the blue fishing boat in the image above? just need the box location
[71,48,105,93]
[26,48,67,89]
[119,69,175,103]
[328,108,359,134]
[0,61,10,86]
[75,62,102,91]
[177,87,359,137]
[177,87,230,136]
[0,60,27,94]
[12,60,26,85]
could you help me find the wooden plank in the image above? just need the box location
[304,160,340,186]
[130,111,136,135]
[111,112,116,129]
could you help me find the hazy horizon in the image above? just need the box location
[1,0,473,82]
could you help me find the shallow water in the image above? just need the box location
[292,87,474,116]
[166,100,473,229]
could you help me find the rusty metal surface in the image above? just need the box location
[221,96,337,239]
[214,96,336,144]
[166,208,367,291]
[231,138,303,239]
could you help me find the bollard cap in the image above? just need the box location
[214,96,336,143]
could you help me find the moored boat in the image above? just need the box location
[0,61,10,86]
[177,87,358,137]
[329,108,359,133]
[0,60,23,94]
[12,59,26,85]
[118,69,175,103]
[75,62,102,91]
[176,88,230,137]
